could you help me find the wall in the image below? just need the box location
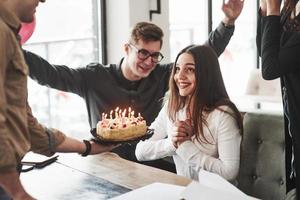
[106,0,170,64]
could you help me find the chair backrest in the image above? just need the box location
[237,112,286,200]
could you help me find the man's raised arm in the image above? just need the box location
[205,0,244,56]
[23,50,85,96]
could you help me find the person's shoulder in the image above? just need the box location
[0,18,6,29]
[0,19,17,54]
[85,63,116,72]
[150,63,173,79]
[218,105,233,111]
[0,18,12,38]
[212,105,236,118]
[81,63,119,80]
[0,16,7,27]
[154,63,173,72]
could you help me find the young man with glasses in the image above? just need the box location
[24,0,244,172]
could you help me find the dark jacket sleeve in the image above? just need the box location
[23,50,86,96]
[204,22,234,57]
[261,16,300,80]
[256,11,262,57]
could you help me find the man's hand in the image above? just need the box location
[171,120,193,148]
[55,136,118,155]
[90,142,119,155]
[222,0,245,26]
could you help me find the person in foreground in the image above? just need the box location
[258,0,300,198]
[135,45,243,181]
[23,0,244,171]
[0,0,115,199]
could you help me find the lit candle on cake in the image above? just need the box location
[110,110,113,119]
[122,109,126,117]
[128,107,132,118]
[118,109,122,121]
[122,109,126,124]
[115,107,119,118]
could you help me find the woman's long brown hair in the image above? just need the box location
[167,45,243,144]
[284,0,299,12]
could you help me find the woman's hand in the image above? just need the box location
[172,120,194,148]
[222,0,245,26]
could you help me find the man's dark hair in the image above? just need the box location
[130,22,164,48]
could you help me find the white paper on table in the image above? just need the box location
[198,170,246,196]
[179,170,260,200]
[109,182,185,200]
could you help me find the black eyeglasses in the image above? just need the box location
[129,44,164,63]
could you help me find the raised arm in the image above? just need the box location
[23,50,86,96]
[260,0,300,80]
[205,0,244,56]
[222,0,244,26]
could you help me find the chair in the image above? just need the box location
[237,112,286,200]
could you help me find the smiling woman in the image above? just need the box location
[136,45,243,182]
[174,52,196,97]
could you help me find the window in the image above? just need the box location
[24,0,101,139]
[212,0,259,110]
[169,0,282,111]
[169,0,208,61]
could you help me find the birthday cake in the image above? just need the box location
[96,108,147,141]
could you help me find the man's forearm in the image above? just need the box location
[205,22,234,57]
[23,50,82,95]
[54,137,86,154]
[54,136,116,156]
[222,16,236,26]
